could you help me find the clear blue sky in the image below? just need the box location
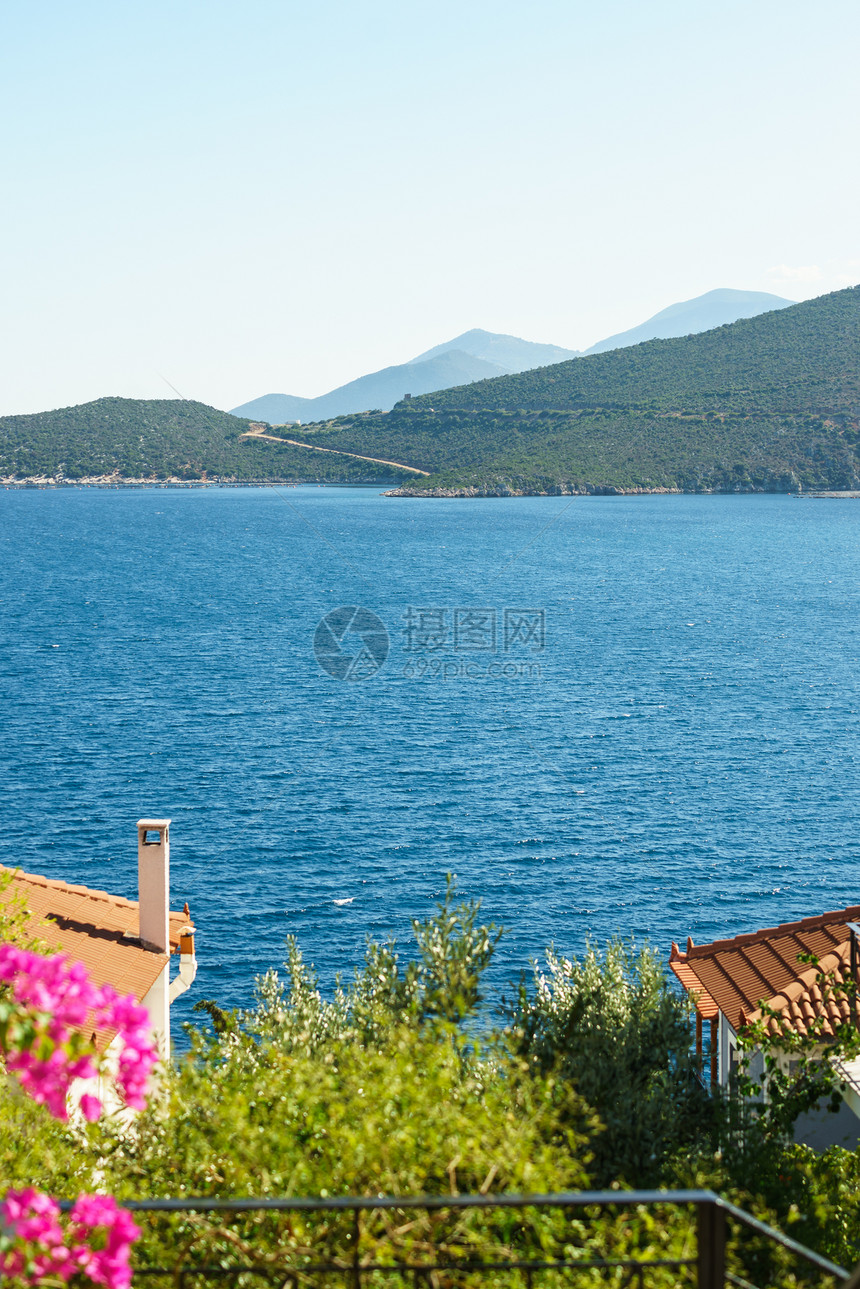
[1,0,858,414]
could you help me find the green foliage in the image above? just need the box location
[628,953,860,1271]
[169,883,560,1201]
[2,877,860,1278]
[214,876,503,1051]
[106,1023,592,1203]
[294,404,858,497]
[0,870,49,954]
[733,953,860,1142]
[411,874,503,1022]
[779,1144,860,1270]
[0,397,409,484]
[0,1080,98,1194]
[509,942,711,1187]
[688,956,860,1268]
[97,885,608,1278]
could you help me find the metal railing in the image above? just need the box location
[58,1190,850,1289]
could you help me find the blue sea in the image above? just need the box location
[1,486,859,1034]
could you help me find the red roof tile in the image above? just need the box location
[0,866,193,1048]
[747,942,855,1038]
[670,905,860,1033]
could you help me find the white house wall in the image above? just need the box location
[141,961,171,1061]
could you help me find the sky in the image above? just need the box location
[1,0,858,415]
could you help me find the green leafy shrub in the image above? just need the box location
[508,941,711,1187]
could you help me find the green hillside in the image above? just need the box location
[0,397,406,484]
[3,288,858,494]
[285,287,860,494]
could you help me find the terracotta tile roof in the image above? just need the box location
[746,942,854,1039]
[670,905,860,1033]
[0,866,193,1048]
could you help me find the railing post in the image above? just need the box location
[353,1207,361,1289]
[698,1200,726,1289]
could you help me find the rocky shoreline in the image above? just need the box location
[384,482,684,498]
[2,475,833,499]
[0,474,306,489]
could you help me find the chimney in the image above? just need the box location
[137,819,171,952]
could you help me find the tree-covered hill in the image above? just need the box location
[284,287,860,494]
[0,397,406,483]
[289,405,860,495]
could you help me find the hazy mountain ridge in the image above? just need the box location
[415,287,858,416]
[230,290,795,422]
[584,288,794,353]
[411,328,580,369]
[230,349,508,424]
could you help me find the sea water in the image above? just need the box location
[1,486,859,1033]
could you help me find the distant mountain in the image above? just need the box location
[585,288,794,354]
[411,328,580,371]
[230,386,318,422]
[230,349,508,423]
[280,286,860,496]
[231,298,795,423]
[232,392,319,424]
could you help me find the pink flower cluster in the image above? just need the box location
[0,945,158,1120]
[0,1189,140,1289]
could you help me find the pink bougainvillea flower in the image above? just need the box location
[0,945,158,1121]
[79,1093,103,1122]
[0,950,149,1289]
[1,1190,140,1289]
[68,1194,141,1289]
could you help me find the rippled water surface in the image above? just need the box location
[2,487,859,1029]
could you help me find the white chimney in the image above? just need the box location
[137,819,171,952]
